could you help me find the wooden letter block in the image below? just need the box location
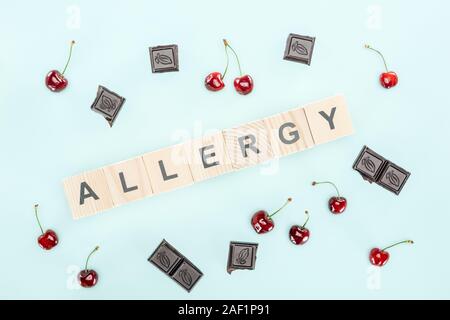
[63,95,354,220]
[103,157,153,206]
[223,119,275,170]
[63,169,114,219]
[183,132,234,182]
[303,95,353,145]
[142,144,194,194]
[263,108,314,157]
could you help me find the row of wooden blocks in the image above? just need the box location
[63,95,354,219]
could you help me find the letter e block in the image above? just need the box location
[184,132,234,182]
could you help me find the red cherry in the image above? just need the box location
[34,204,58,250]
[380,72,398,89]
[78,246,100,288]
[369,248,389,267]
[38,230,59,250]
[45,40,75,92]
[205,39,230,92]
[365,44,398,89]
[312,181,347,214]
[289,210,310,245]
[251,198,292,234]
[78,270,98,288]
[205,72,225,91]
[251,210,274,234]
[234,75,254,95]
[45,70,68,92]
[223,39,253,95]
[328,196,347,214]
[369,240,413,267]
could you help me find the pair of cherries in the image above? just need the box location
[250,181,346,245]
[250,197,311,245]
[288,180,348,245]
[34,204,99,287]
[205,39,253,95]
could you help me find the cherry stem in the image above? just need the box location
[381,240,414,252]
[34,204,44,235]
[84,246,99,271]
[223,39,242,76]
[61,40,75,75]
[269,198,292,219]
[312,181,341,199]
[365,44,389,72]
[222,39,230,79]
[302,210,310,228]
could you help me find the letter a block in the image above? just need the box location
[63,169,114,219]
[303,95,353,145]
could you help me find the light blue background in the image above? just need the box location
[0,0,448,299]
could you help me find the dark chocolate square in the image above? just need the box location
[353,146,387,182]
[148,239,203,292]
[148,240,183,275]
[90,86,126,127]
[171,261,203,292]
[149,44,179,73]
[283,33,315,65]
[227,241,258,274]
[377,162,410,195]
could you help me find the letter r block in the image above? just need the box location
[223,119,275,170]
[63,169,114,219]
[303,95,354,145]
[263,108,314,157]
[103,157,154,207]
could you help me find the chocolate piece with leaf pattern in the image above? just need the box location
[90,85,126,127]
[353,145,410,195]
[148,239,202,292]
[149,44,179,73]
[227,241,258,274]
[283,33,315,65]
[353,145,387,182]
[171,260,202,292]
[377,162,410,195]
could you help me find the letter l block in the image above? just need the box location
[103,157,154,207]
[142,144,194,194]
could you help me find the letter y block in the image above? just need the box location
[303,95,354,145]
